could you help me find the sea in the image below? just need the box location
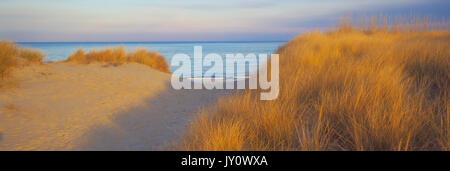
[17,41,286,78]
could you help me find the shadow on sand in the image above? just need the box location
[74,81,235,150]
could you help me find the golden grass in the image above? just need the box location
[180,19,450,151]
[128,49,170,73]
[0,40,44,81]
[0,40,19,79]
[66,49,87,63]
[66,47,170,73]
[18,48,45,64]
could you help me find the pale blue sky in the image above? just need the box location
[0,0,448,42]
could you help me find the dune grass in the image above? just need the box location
[0,40,18,79]
[66,47,170,73]
[0,40,45,82]
[18,48,45,64]
[180,17,449,151]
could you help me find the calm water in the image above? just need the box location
[17,41,286,77]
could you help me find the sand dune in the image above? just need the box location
[0,63,231,150]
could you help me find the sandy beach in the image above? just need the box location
[0,63,231,150]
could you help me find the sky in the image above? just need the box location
[0,0,448,42]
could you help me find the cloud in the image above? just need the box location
[0,0,448,41]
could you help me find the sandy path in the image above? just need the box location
[0,63,231,150]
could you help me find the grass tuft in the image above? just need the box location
[0,40,19,79]
[19,48,45,63]
[127,49,170,73]
[66,47,170,73]
[66,49,87,63]
[0,40,44,83]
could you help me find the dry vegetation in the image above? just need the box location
[4,104,19,111]
[18,48,45,64]
[0,40,45,84]
[180,16,450,151]
[0,40,18,79]
[66,46,170,73]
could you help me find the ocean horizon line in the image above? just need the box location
[17,40,288,44]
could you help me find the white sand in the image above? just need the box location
[0,63,231,150]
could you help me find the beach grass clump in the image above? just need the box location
[86,46,127,64]
[19,48,45,63]
[0,40,19,79]
[127,49,170,73]
[66,47,170,73]
[66,49,87,63]
[0,40,45,81]
[180,17,450,151]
